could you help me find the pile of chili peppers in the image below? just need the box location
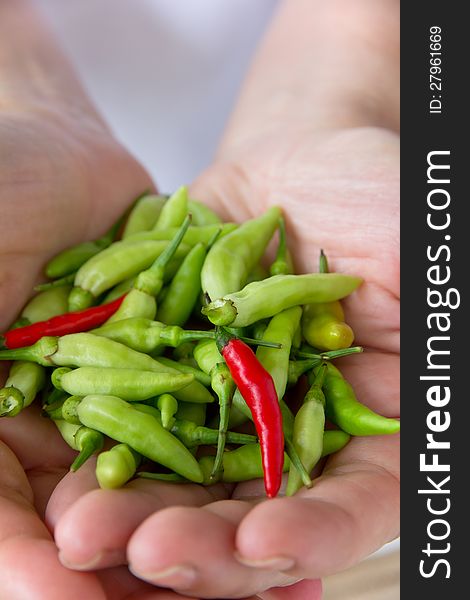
[0,187,400,498]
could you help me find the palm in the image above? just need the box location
[0,112,172,598]
[1,123,399,599]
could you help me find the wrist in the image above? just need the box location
[0,0,105,132]
[218,0,399,154]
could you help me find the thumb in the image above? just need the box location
[190,162,266,224]
[0,439,105,598]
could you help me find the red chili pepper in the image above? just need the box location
[216,329,284,498]
[1,295,126,349]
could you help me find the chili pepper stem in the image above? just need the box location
[135,215,191,296]
[319,249,329,274]
[294,346,363,360]
[68,287,95,312]
[210,363,236,481]
[34,273,77,292]
[285,437,313,489]
[70,441,97,471]
[0,336,58,365]
[312,362,328,389]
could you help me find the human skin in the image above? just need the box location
[0,0,399,598]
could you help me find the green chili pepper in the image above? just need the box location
[0,387,23,417]
[45,395,82,424]
[269,218,294,276]
[251,321,268,341]
[187,199,221,226]
[76,394,204,482]
[102,277,136,303]
[175,401,206,426]
[42,386,68,407]
[92,317,214,353]
[321,430,351,456]
[133,402,256,448]
[156,242,207,326]
[54,419,104,471]
[0,361,46,417]
[255,307,302,399]
[245,264,269,285]
[231,307,302,420]
[122,194,166,239]
[202,273,363,328]
[319,363,400,435]
[69,240,190,311]
[201,206,282,300]
[5,283,71,424]
[292,324,302,349]
[9,317,31,330]
[107,215,192,322]
[198,444,290,485]
[95,443,141,488]
[170,417,256,449]
[287,359,321,387]
[193,339,236,481]
[172,400,208,455]
[34,273,77,292]
[139,431,350,485]
[302,303,355,352]
[156,394,178,429]
[172,342,196,360]
[226,404,251,429]
[52,366,194,402]
[302,250,355,351]
[158,357,212,388]
[286,365,327,496]
[45,202,132,279]
[20,285,71,323]
[126,223,236,245]
[0,333,213,404]
[153,186,188,229]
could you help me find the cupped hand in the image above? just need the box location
[0,0,399,596]
[0,107,195,599]
[41,125,397,600]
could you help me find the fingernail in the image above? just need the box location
[129,564,197,589]
[58,550,104,570]
[234,552,295,571]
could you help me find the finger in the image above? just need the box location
[234,444,399,580]
[0,537,106,600]
[45,456,102,529]
[53,475,227,571]
[0,403,77,518]
[0,440,105,598]
[0,402,77,470]
[127,501,297,599]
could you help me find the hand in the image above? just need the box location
[114,125,399,599]
[1,0,398,598]
[0,102,191,598]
